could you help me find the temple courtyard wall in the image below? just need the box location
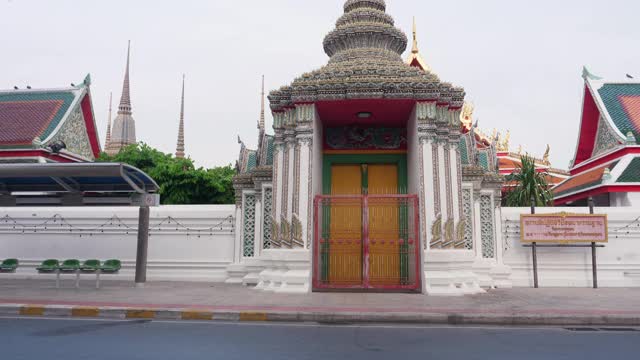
[1,205,639,289]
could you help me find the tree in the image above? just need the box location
[98,143,235,205]
[504,155,554,207]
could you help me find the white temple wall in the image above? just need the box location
[2,204,640,289]
[610,192,640,207]
[502,207,640,287]
[0,206,235,282]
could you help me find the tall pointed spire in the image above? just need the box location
[405,17,432,73]
[258,75,265,131]
[411,17,419,54]
[119,40,132,113]
[105,92,113,149]
[106,41,137,156]
[175,74,186,159]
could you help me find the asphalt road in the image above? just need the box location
[1,318,639,360]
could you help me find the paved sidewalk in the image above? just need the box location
[1,279,639,326]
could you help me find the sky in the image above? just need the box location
[1,0,639,169]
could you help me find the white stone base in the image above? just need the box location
[490,264,513,289]
[254,249,311,294]
[472,258,496,288]
[424,249,485,296]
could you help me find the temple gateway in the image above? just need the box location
[233,0,510,295]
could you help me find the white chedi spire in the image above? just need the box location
[107,41,137,155]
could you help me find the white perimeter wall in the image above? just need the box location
[0,205,235,282]
[2,204,640,288]
[502,207,640,287]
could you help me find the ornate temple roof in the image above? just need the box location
[0,75,101,161]
[268,0,464,111]
[572,68,640,168]
[553,68,640,204]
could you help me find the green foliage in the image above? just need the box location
[504,155,554,207]
[98,143,235,205]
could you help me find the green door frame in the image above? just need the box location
[320,153,410,285]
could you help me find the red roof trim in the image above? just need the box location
[555,185,640,205]
[80,93,100,157]
[570,147,640,175]
[574,85,601,167]
[0,150,76,163]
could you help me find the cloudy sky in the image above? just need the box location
[1,0,638,169]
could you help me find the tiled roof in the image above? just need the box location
[478,151,489,171]
[554,162,616,197]
[246,151,257,172]
[459,137,469,165]
[265,135,274,166]
[598,84,640,142]
[0,91,76,146]
[618,158,640,183]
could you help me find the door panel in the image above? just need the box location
[328,165,362,285]
[367,165,400,286]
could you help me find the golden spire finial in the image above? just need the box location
[406,17,432,73]
[412,17,419,54]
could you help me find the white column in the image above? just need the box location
[286,136,295,223]
[437,141,449,246]
[233,204,243,263]
[254,194,263,257]
[297,138,312,248]
[449,143,461,227]
[273,141,284,226]
[421,139,436,248]
[473,191,483,261]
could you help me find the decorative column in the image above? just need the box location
[294,104,315,249]
[416,101,438,249]
[253,188,263,257]
[272,116,285,248]
[436,129,450,248]
[472,189,483,261]
[283,110,296,248]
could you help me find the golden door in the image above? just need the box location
[367,164,400,286]
[329,165,363,285]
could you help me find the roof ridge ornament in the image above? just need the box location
[582,66,603,81]
[405,17,432,73]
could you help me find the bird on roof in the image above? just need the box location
[13,86,18,90]
[627,74,635,79]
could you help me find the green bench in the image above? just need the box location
[80,260,122,289]
[0,259,19,273]
[36,259,122,289]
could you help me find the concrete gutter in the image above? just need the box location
[1,304,639,326]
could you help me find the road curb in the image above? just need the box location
[1,304,639,326]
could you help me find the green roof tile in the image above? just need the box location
[478,151,489,171]
[247,151,257,172]
[459,137,469,165]
[618,158,640,183]
[598,84,640,142]
[265,135,274,166]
